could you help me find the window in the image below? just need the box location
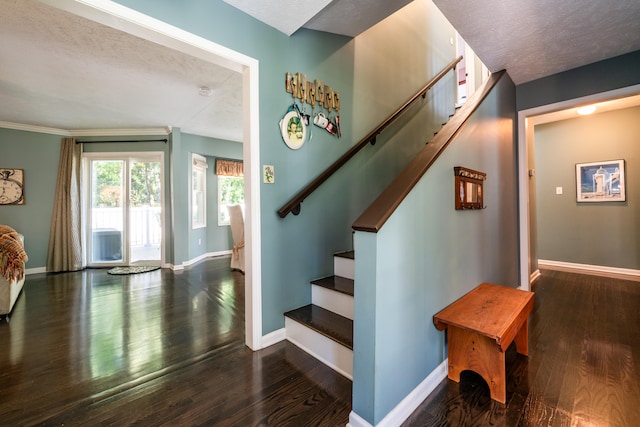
[191,153,207,229]
[216,159,244,226]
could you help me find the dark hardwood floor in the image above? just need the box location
[3,263,639,426]
[0,258,351,426]
[403,269,640,426]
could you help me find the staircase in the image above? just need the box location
[281,100,465,381]
[284,251,354,379]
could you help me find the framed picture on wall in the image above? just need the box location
[576,159,626,202]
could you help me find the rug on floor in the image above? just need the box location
[107,266,160,275]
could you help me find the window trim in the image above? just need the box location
[191,153,207,229]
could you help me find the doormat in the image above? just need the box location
[107,266,161,275]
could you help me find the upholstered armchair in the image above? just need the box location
[227,205,245,273]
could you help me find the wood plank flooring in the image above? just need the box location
[0,258,351,426]
[3,263,639,426]
[403,269,640,426]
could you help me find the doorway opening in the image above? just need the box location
[517,85,640,290]
[85,153,164,267]
[51,0,263,349]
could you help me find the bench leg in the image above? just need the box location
[514,318,529,356]
[447,327,507,403]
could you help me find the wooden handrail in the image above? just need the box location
[277,56,463,218]
[352,70,506,233]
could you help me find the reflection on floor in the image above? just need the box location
[0,257,352,425]
[402,269,640,426]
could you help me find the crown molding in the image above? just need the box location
[0,121,170,137]
[69,128,170,137]
[0,121,71,136]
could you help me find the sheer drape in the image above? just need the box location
[46,138,84,272]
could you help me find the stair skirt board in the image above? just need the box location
[311,285,354,320]
[285,317,353,380]
[261,328,287,348]
[334,256,354,280]
[347,359,448,427]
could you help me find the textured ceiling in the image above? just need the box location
[0,0,243,141]
[2,0,640,140]
[433,0,640,85]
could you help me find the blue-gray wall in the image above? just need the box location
[4,0,521,423]
[0,128,238,268]
[181,132,243,261]
[0,128,61,269]
[353,74,518,424]
[517,50,640,111]
[517,49,640,276]
[535,107,640,269]
[113,0,358,335]
[113,0,459,337]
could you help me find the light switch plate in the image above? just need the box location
[556,186,563,195]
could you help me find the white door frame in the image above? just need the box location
[517,84,640,291]
[41,0,263,350]
[84,152,165,267]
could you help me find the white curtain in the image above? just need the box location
[46,138,84,272]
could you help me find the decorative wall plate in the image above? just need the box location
[280,110,307,150]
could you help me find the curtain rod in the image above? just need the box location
[75,138,168,144]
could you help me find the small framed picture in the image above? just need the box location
[576,159,625,202]
[454,166,486,210]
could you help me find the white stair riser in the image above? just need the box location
[334,256,354,280]
[285,317,353,380]
[312,285,354,320]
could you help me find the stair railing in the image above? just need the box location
[277,56,463,218]
[352,70,506,232]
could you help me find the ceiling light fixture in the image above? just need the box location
[577,105,596,115]
[198,86,213,97]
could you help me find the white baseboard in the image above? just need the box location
[179,251,232,269]
[539,259,640,282]
[347,412,371,427]
[27,252,232,274]
[25,267,47,275]
[261,328,286,348]
[529,269,541,285]
[347,359,448,427]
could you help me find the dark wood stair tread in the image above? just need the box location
[311,275,354,296]
[285,305,353,350]
[334,250,354,260]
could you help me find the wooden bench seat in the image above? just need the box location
[433,282,534,403]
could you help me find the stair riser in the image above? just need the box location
[334,256,354,280]
[312,285,354,320]
[285,317,353,379]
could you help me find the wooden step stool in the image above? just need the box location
[433,282,534,403]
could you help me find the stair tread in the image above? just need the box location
[334,250,354,260]
[285,304,353,350]
[311,275,354,296]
